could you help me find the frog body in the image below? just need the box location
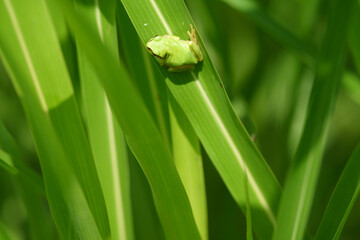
[146,25,203,72]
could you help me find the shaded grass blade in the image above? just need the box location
[0,119,54,239]
[273,0,355,239]
[0,121,45,196]
[315,144,360,240]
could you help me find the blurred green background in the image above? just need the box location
[1,0,360,239]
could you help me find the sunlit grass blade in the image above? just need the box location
[0,64,101,239]
[273,0,355,239]
[80,59,134,240]
[75,1,134,239]
[169,95,208,240]
[120,0,281,238]
[0,0,109,237]
[244,170,253,240]
[314,144,360,240]
[55,0,201,238]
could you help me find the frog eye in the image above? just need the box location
[163,53,169,60]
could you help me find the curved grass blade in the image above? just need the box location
[54,1,201,239]
[273,0,356,239]
[120,0,281,238]
[315,144,360,240]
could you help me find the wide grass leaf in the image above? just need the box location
[120,0,281,238]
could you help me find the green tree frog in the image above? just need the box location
[146,25,203,72]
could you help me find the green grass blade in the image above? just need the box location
[116,4,171,148]
[0,64,101,239]
[119,0,281,238]
[273,0,355,239]
[0,119,54,239]
[0,149,17,175]
[315,144,360,240]
[342,72,360,105]
[117,5,208,237]
[0,0,108,237]
[0,122,45,196]
[81,60,134,240]
[129,153,165,240]
[55,1,201,238]
[169,95,208,240]
[75,1,134,239]
[244,170,253,240]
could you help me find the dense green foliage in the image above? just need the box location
[0,0,359,239]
